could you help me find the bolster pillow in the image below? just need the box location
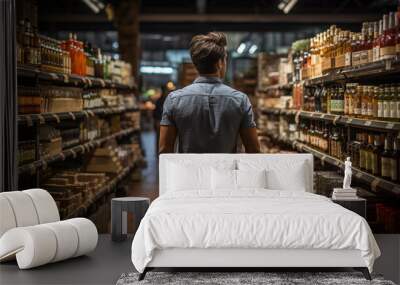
[0,218,98,269]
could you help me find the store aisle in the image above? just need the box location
[127,130,159,201]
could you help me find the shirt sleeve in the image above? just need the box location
[160,94,175,126]
[240,95,256,128]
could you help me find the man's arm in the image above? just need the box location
[159,125,177,154]
[239,127,261,153]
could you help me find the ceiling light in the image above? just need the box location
[237,43,246,54]
[278,0,298,14]
[81,0,105,14]
[283,0,298,14]
[249,44,258,54]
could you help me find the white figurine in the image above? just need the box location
[343,157,352,189]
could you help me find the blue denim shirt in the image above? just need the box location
[160,76,256,153]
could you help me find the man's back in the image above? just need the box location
[161,76,255,153]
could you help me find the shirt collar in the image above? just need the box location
[193,76,223,84]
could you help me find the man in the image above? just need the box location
[159,32,260,153]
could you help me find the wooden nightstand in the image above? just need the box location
[332,197,367,219]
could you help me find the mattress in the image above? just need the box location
[131,190,380,273]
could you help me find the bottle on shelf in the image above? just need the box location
[377,85,384,120]
[360,132,368,171]
[354,85,362,118]
[380,13,396,60]
[366,134,374,173]
[381,137,392,180]
[371,135,383,176]
[392,136,400,182]
[389,85,398,121]
[372,86,379,119]
[383,85,391,120]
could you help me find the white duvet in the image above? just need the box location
[131,190,380,273]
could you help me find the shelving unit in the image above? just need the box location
[18,127,139,175]
[259,129,400,200]
[18,106,139,126]
[260,108,400,132]
[304,57,400,86]
[18,66,137,90]
[17,60,142,222]
[65,160,138,219]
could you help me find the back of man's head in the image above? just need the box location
[189,32,227,75]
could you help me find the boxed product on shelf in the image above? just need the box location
[83,90,104,109]
[41,85,83,113]
[99,89,119,107]
[80,117,100,142]
[17,140,36,165]
[85,145,123,174]
[18,86,44,114]
[39,125,62,157]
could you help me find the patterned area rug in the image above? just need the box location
[116,272,395,285]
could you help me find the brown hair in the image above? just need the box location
[189,32,227,74]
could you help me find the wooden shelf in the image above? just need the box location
[65,160,138,219]
[257,83,293,93]
[304,57,400,86]
[18,106,139,126]
[259,108,400,132]
[18,128,139,175]
[17,66,137,90]
[259,129,400,200]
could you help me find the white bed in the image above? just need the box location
[131,154,380,280]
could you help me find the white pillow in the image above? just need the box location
[238,159,308,191]
[167,162,210,191]
[237,169,267,189]
[265,162,306,191]
[211,169,267,190]
[167,160,235,192]
[211,168,237,190]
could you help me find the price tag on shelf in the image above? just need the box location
[386,122,395,129]
[63,74,69,83]
[68,112,76,120]
[346,117,353,124]
[99,79,106,87]
[321,114,326,119]
[371,179,380,192]
[37,115,45,125]
[71,149,77,158]
[51,113,60,123]
[364,120,372,127]
[88,110,95,117]
[79,145,85,153]
[385,59,392,70]
[49,73,58,80]
[333,116,340,126]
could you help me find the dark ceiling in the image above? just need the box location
[37,0,397,33]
